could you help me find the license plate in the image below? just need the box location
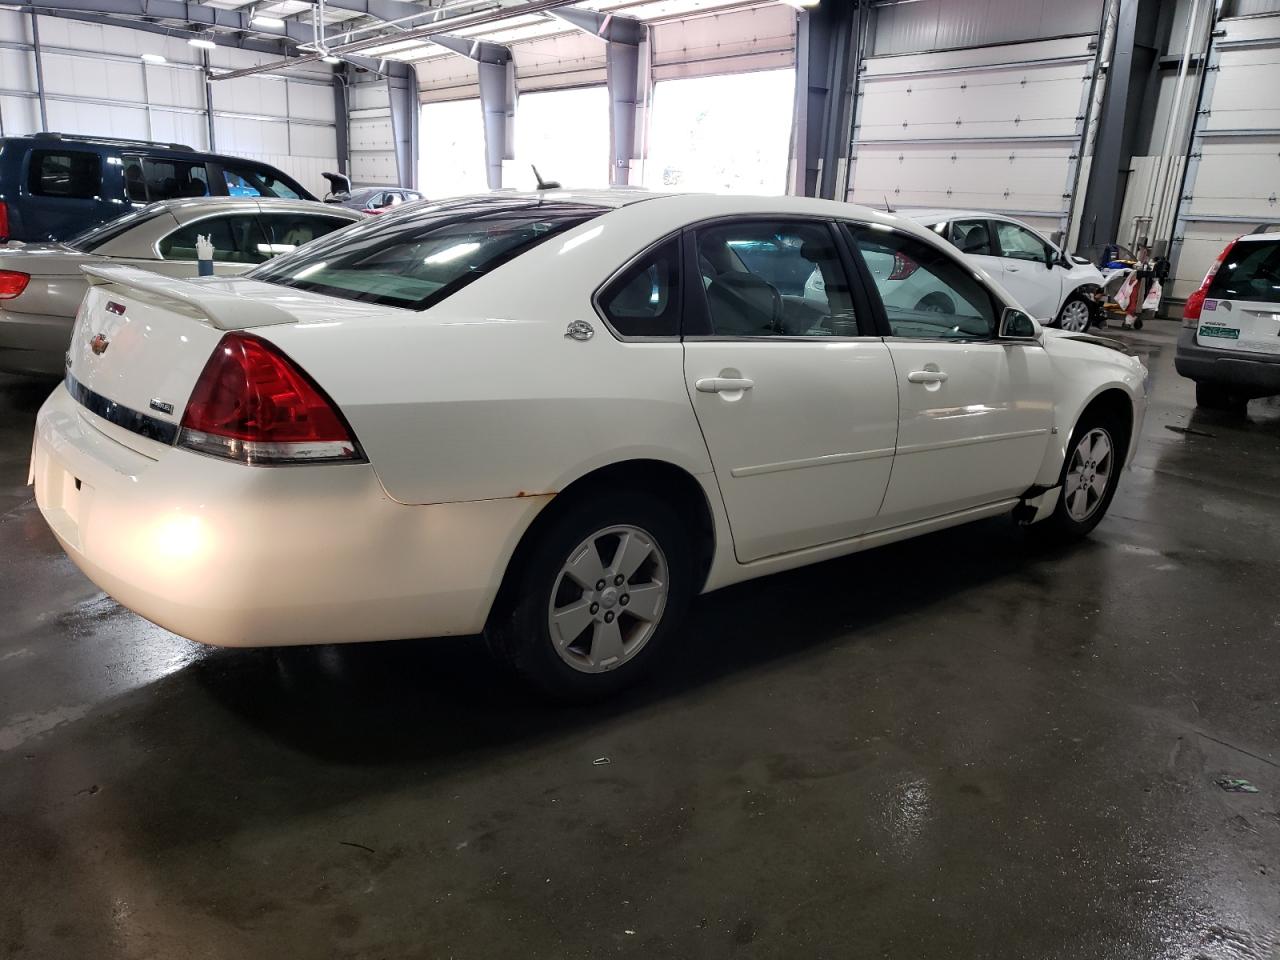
[1199,324,1240,339]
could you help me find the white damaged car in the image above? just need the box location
[31,192,1147,698]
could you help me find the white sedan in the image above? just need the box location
[31,192,1147,699]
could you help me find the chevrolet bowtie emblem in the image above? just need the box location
[90,333,110,356]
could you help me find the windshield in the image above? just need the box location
[66,206,170,253]
[249,198,606,310]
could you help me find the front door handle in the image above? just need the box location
[907,370,949,384]
[695,377,755,394]
[1006,265,1021,273]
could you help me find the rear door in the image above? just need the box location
[681,218,899,563]
[1199,237,1280,356]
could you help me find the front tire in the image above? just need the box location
[486,492,693,701]
[1031,414,1124,542]
[1055,294,1093,332]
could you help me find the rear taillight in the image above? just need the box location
[888,252,919,281]
[0,201,9,242]
[1183,237,1238,327]
[0,269,29,299]
[178,332,363,465]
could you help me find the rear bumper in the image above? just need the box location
[1174,328,1280,395]
[32,385,548,647]
[0,308,71,376]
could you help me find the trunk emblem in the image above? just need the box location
[565,320,594,342]
[89,333,110,355]
[149,398,174,415]
[106,301,126,316]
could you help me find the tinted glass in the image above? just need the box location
[250,200,605,310]
[158,214,271,264]
[260,213,353,255]
[66,205,170,252]
[143,158,210,200]
[695,221,859,337]
[949,218,994,256]
[994,221,1051,262]
[1207,239,1280,305]
[28,150,101,199]
[223,165,303,200]
[598,238,681,337]
[852,227,997,339]
[122,155,148,202]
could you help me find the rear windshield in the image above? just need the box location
[1208,238,1280,305]
[65,205,171,252]
[250,199,606,310]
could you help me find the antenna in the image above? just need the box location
[883,194,895,214]
[532,165,561,191]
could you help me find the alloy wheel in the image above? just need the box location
[1063,427,1113,522]
[547,525,669,673]
[1059,299,1091,332]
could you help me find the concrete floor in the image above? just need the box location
[1,322,1277,959]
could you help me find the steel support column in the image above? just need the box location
[431,35,513,190]
[793,1,857,199]
[30,12,48,133]
[386,63,419,189]
[333,74,349,177]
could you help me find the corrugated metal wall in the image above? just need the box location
[1224,0,1280,16]
[0,9,338,197]
[871,0,1105,56]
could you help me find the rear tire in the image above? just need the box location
[486,491,693,701]
[1195,382,1248,412]
[1030,412,1125,543]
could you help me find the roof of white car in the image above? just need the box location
[893,208,1024,224]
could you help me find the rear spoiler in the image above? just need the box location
[81,264,299,330]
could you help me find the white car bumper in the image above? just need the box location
[31,384,546,647]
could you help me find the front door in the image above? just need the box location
[848,224,1054,527]
[990,219,1063,320]
[683,219,900,563]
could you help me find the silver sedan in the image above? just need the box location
[0,197,363,376]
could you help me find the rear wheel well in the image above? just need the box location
[1078,389,1134,465]
[487,459,717,630]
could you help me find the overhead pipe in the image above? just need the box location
[210,0,581,81]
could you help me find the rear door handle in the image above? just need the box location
[907,370,949,384]
[695,377,754,394]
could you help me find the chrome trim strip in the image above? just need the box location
[730,446,896,478]
[895,427,1049,456]
[64,371,179,445]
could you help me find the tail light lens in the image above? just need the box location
[178,332,363,465]
[888,252,919,281]
[1183,237,1238,327]
[0,269,29,299]
[0,201,9,242]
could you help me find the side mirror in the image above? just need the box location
[1044,247,1056,269]
[1000,307,1041,340]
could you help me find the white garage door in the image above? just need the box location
[847,36,1096,238]
[1172,14,1280,300]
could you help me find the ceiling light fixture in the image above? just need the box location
[187,37,217,49]
[251,14,286,28]
[140,52,167,63]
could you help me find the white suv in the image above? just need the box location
[1176,228,1280,409]
[891,210,1106,331]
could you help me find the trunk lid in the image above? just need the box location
[0,246,101,317]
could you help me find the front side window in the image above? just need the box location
[250,199,605,310]
[597,238,681,338]
[949,219,994,256]
[693,220,859,337]
[1207,239,1280,305]
[28,150,101,199]
[142,158,211,200]
[994,221,1051,263]
[223,166,302,200]
[158,214,271,264]
[851,227,997,340]
[259,213,354,255]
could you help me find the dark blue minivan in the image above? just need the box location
[0,132,315,243]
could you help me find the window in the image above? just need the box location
[420,98,487,199]
[28,150,101,199]
[122,156,148,202]
[158,215,271,264]
[994,220,1051,263]
[693,221,859,338]
[1207,238,1280,305]
[851,227,997,340]
[251,199,605,310]
[221,166,303,200]
[513,86,610,190]
[643,70,795,196]
[260,213,353,255]
[140,158,211,201]
[949,219,993,256]
[597,238,681,338]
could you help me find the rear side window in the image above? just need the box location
[597,238,681,338]
[142,158,211,201]
[1208,239,1280,305]
[159,214,271,264]
[28,150,101,199]
[260,213,354,255]
[223,166,303,200]
[250,200,605,310]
